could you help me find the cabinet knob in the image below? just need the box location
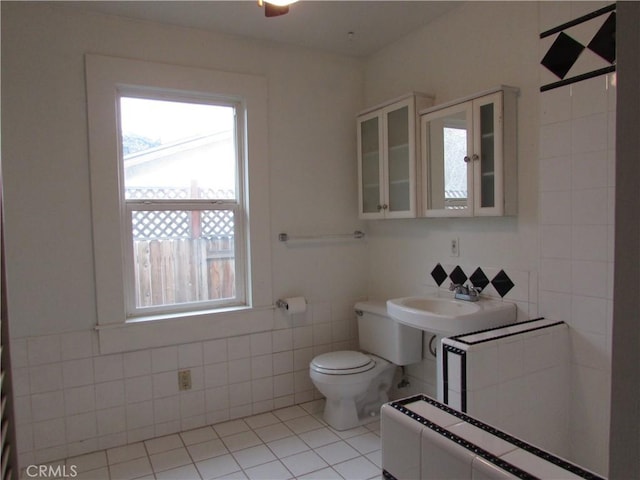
[463,156,471,163]
[377,204,383,211]
[382,204,388,210]
[472,154,480,161]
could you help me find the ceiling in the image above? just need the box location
[60,1,462,57]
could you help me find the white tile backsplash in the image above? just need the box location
[31,363,63,393]
[94,354,124,383]
[123,350,152,378]
[151,347,178,373]
[227,336,252,360]
[177,343,203,368]
[64,385,96,416]
[28,335,62,366]
[228,358,251,383]
[95,380,125,410]
[12,297,357,466]
[203,339,228,365]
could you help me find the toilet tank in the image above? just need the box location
[355,300,422,366]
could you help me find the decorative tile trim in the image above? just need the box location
[442,344,466,411]
[442,318,567,419]
[448,317,563,346]
[390,396,535,479]
[430,263,515,298]
[540,66,616,93]
[540,3,616,92]
[382,470,397,480]
[540,4,616,39]
[389,395,605,480]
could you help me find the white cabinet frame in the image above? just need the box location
[420,86,518,218]
[357,93,433,220]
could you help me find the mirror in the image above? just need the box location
[422,103,472,214]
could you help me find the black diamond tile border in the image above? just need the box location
[491,270,515,298]
[469,268,490,291]
[448,266,468,286]
[540,3,616,92]
[541,32,585,79]
[431,264,516,299]
[431,263,448,287]
[587,12,616,64]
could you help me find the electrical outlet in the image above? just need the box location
[178,370,192,391]
[450,237,460,257]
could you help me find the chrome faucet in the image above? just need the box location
[449,282,482,302]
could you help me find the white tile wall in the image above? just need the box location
[538,33,616,472]
[11,300,360,467]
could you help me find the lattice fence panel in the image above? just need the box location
[132,210,191,239]
[128,187,236,240]
[201,211,234,237]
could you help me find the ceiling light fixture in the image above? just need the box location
[258,0,298,17]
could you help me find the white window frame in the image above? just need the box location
[86,54,273,354]
[118,90,247,317]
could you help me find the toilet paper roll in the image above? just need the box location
[283,296,306,315]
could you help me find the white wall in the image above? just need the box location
[362,1,614,475]
[362,0,541,413]
[363,1,540,296]
[2,2,368,466]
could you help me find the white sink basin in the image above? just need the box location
[386,295,516,337]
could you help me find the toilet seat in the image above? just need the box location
[310,351,375,375]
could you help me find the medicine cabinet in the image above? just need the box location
[420,86,518,217]
[357,93,433,219]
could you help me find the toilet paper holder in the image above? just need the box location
[275,296,307,314]
[275,299,289,309]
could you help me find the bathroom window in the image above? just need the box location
[119,94,246,316]
[86,55,272,352]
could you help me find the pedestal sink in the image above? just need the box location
[386,295,516,337]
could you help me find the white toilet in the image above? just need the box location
[309,300,422,430]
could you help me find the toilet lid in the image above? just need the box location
[310,351,375,375]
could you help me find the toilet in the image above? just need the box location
[309,300,422,430]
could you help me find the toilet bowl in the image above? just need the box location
[310,351,396,430]
[309,301,422,431]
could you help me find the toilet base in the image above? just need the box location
[324,398,360,431]
[323,397,385,431]
[318,363,395,431]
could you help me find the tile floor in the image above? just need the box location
[33,400,383,480]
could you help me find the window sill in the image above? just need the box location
[95,305,276,354]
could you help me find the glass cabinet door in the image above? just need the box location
[358,114,383,216]
[473,91,503,215]
[422,91,506,217]
[386,105,411,213]
[421,102,473,216]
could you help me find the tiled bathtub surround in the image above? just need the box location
[10,301,360,467]
[381,395,604,480]
[539,2,616,473]
[441,319,570,458]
